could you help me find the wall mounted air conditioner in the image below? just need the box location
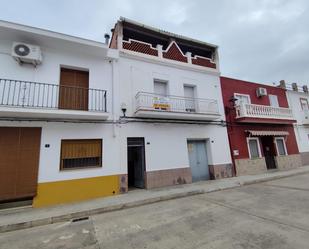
[12,42,42,66]
[256,87,267,97]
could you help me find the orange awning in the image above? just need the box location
[246,130,289,136]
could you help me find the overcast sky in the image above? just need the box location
[1,0,308,85]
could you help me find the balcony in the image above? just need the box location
[0,79,108,120]
[235,103,295,123]
[135,92,220,120]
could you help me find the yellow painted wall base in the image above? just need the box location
[33,175,120,208]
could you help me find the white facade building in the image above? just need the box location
[0,18,233,207]
[0,20,123,207]
[112,18,232,189]
[284,81,309,165]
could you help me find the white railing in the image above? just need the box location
[235,103,294,120]
[135,92,219,115]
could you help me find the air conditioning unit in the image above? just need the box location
[256,87,267,97]
[12,42,42,66]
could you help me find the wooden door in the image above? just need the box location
[59,68,89,110]
[261,136,277,170]
[0,127,41,201]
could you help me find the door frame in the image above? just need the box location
[127,137,146,189]
[260,136,277,170]
[187,139,210,182]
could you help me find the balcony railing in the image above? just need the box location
[135,92,219,115]
[235,103,293,120]
[0,79,107,112]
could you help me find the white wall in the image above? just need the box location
[117,55,232,168]
[0,39,114,114]
[0,121,123,183]
[286,90,309,153]
[118,56,225,119]
[118,123,231,171]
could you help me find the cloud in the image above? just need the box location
[0,0,308,85]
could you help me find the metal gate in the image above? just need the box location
[187,140,210,182]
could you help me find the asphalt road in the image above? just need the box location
[1,173,309,249]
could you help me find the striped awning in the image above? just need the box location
[246,130,289,136]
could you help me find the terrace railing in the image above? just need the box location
[135,92,219,115]
[235,103,293,120]
[0,79,107,112]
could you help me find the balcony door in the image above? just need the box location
[269,95,279,107]
[59,68,89,111]
[153,80,169,110]
[184,85,196,112]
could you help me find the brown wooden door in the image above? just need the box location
[0,127,41,202]
[59,68,89,110]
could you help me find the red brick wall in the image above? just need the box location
[192,56,216,69]
[163,42,188,63]
[123,40,158,56]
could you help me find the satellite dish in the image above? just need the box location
[14,44,30,57]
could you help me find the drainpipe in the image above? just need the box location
[111,59,117,137]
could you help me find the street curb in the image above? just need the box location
[0,189,205,233]
[239,169,309,186]
[1,168,308,233]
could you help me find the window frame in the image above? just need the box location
[234,93,251,106]
[60,139,103,171]
[274,137,288,156]
[247,137,262,159]
[153,79,169,96]
[268,94,279,107]
[300,98,309,110]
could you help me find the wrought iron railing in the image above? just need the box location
[0,79,107,112]
[235,103,293,120]
[135,92,219,115]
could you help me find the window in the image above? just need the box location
[275,137,287,156]
[247,138,261,159]
[269,95,279,107]
[60,139,102,170]
[184,85,196,112]
[154,80,168,96]
[234,93,250,106]
[300,98,309,110]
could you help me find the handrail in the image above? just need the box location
[135,91,219,114]
[0,78,107,112]
[235,103,293,120]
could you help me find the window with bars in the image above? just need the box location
[60,139,102,170]
[275,137,287,156]
[247,138,261,159]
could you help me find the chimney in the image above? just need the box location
[292,82,298,91]
[303,85,308,93]
[104,33,110,45]
[279,80,286,89]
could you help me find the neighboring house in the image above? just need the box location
[111,17,232,188]
[283,81,309,166]
[221,77,301,176]
[0,20,121,207]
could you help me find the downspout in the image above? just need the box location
[111,59,117,137]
